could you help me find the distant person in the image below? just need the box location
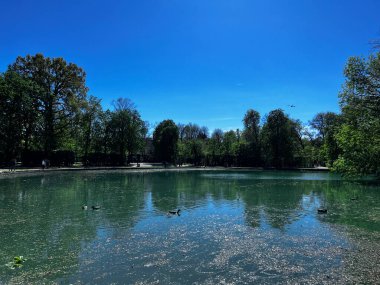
[9,158,16,172]
[42,159,46,170]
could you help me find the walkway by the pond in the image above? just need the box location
[0,164,329,177]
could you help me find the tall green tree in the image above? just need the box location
[80,96,103,162]
[0,71,39,160]
[222,130,239,166]
[9,54,88,155]
[261,109,302,168]
[333,52,380,176]
[108,98,147,164]
[309,112,342,166]
[242,109,261,166]
[92,110,113,154]
[153,120,179,163]
[176,123,208,165]
[207,129,224,166]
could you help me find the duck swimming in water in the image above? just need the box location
[92,205,101,210]
[168,209,181,215]
[317,208,327,214]
[82,205,88,210]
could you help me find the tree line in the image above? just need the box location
[0,52,379,177]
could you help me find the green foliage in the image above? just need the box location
[0,55,148,166]
[333,124,380,177]
[185,139,206,166]
[222,130,239,166]
[153,120,179,163]
[79,95,103,160]
[176,123,208,165]
[9,54,89,155]
[242,109,261,165]
[2,51,379,175]
[309,112,342,166]
[261,109,303,168]
[6,256,27,269]
[107,98,147,164]
[333,52,380,177]
[206,129,224,166]
[0,71,40,160]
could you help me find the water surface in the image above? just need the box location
[0,170,379,284]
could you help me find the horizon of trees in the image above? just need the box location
[0,52,379,178]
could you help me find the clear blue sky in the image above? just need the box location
[1,0,379,132]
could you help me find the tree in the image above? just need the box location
[222,130,239,166]
[198,126,209,140]
[80,96,102,163]
[108,98,147,165]
[309,112,340,141]
[309,112,342,166]
[153,120,179,163]
[186,139,205,166]
[0,71,39,161]
[261,109,302,168]
[9,54,88,156]
[176,123,208,165]
[333,124,379,176]
[207,129,224,166]
[242,109,261,166]
[181,123,208,140]
[333,52,380,177]
[177,123,186,141]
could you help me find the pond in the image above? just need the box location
[0,170,379,284]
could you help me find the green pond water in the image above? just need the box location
[0,170,379,284]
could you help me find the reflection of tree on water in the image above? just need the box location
[0,175,98,283]
[149,172,240,213]
[1,171,379,284]
[0,173,149,283]
[239,180,307,229]
[87,173,146,228]
[148,172,321,230]
[319,181,380,231]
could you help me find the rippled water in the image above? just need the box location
[0,170,379,284]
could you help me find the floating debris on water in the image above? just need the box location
[6,256,27,269]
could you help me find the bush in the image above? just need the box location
[51,150,75,167]
[85,153,124,166]
[22,150,75,167]
[22,151,45,167]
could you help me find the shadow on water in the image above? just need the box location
[0,170,379,284]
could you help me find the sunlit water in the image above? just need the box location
[0,170,379,284]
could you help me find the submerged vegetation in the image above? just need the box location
[0,51,379,177]
[6,256,27,269]
[0,171,379,283]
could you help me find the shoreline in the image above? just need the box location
[0,164,329,178]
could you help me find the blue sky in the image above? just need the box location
[1,0,379,132]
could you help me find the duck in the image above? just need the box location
[92,205,101,210]
[317,208,327,214]
[350,197,358,201]
[82,205,88,210]
[168,209,181,215]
